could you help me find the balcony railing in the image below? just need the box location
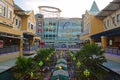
[105,47,120,56]
[0,45,19,55]
[23,45,40,51]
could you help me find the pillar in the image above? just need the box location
[101,36,107,49]
[20,39,23,56]
[30,39,34,45]
[90,38,94,44]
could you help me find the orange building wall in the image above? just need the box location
[21,17,28,30]
[90,15,104,35]
[21,11,36,34]
[80,11,104,40]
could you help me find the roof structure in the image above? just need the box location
[89,1,100,15]
[96,0,120,19]
[14,4,29,16]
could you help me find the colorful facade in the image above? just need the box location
[58,18,82,41]
[35,14,43,47]
[0,0,23,62]
[80,1,104,43]
[41,17,82,48]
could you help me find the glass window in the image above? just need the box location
[16,19,18,25]
[18,20,21,28]
[8,7,12,20]
[112,17,115,24]
[117,14,120,22]
[19,20,21,26]
[31,24,33,29]
[28,23,30,28]
[49,22,52,26]
[0,1,6,17]
[107,20,109,27]
[104,21,107,29]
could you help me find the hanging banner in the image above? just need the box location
[0,40,3,48]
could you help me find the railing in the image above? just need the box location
[0,45,19,55]
[23,45,40,51]
[105,47,120,56]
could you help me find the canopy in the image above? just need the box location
[55,63,67,68]
[57,58,67,64]
[53,70,69,77]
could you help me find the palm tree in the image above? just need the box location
[76,43,107,79]
[76,43,106,66]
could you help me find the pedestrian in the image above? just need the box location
[119,44,120,50]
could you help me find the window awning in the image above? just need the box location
[23,32,36,38]
[91,27,120,39]
[0,33,23,39]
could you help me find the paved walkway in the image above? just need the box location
[0,58,16,73]
[103,59,120,75]
[0,54,36,73]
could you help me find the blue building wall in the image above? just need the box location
[43,18,59,41]
[58,18,82,41]
[42,18,83,47]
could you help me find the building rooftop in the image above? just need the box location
[89,1,100,15]
[96,0,120,19]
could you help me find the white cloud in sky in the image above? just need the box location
[14,0,113,18]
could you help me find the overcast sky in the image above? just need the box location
[14,0,113,18]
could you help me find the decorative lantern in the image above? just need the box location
[30,72,34,78]
[46,57,49,61]
[39,61,43,67]
[73,57,76,61]
[83,69,90,77]
[77,61,81,67]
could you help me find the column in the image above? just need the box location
[90,38,94,44]
[101,36,107,49]
[20,39,23,56]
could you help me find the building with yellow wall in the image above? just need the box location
[0,0,40,62]
[20,10,39,54]
[0,0,23,62]
[80,1,104,44]
[91,0,120,63]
